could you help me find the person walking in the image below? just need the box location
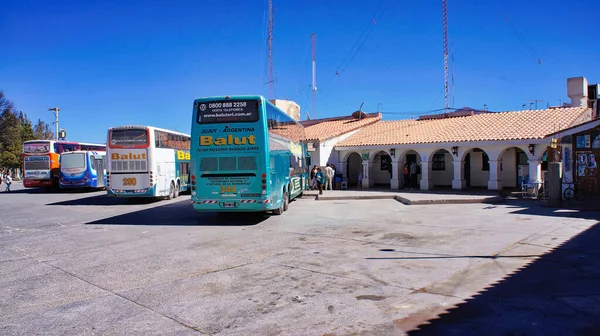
[324,164,335,190]
[4,174,12,192]
[315,167,325,195]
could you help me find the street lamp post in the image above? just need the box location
[48,107,59,141]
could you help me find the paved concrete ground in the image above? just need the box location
[1,183,599,335]
[305,189,503,204]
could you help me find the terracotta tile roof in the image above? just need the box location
[301,113,382,141]
[335,107,591,147]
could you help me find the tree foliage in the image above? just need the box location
[34,118,55,140]
[0,91,55,169]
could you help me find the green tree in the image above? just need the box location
[34,119,54,140]
[0,109,22,169]
[0,151,18,169]
[19,111,35,143]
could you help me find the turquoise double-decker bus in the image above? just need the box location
[190,95,309,215]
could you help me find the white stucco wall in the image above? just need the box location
[500,147,518,188]
[430,152,453,186]
[309,129,363,167]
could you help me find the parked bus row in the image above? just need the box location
[21,126,192,200]
[21,95,310,215]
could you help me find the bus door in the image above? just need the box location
[94,157,106,188]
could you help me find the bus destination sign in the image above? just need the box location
[197,100,259,124]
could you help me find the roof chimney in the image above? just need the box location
[567,77,588,107]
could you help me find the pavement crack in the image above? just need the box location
[26,255,210,335]
[260,260,415,291]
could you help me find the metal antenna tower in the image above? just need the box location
[311,32,317,119]
[267,0,275,99]
[442,0,450,114]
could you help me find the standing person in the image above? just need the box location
[310,165,318,190]
[324,164,335,190]
[4,174,12,192]
[315,167,325,195]
[410,161,418,189]
[402,163,410,189]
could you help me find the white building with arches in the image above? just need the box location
[333,106,593,191]
[299,76,599,192]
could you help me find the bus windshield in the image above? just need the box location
[110,129,148,146]
[24,142,51,153]
[196,99,260,124]
[61,153,86,169]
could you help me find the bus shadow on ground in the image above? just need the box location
[86,200,268,226]
[46,195,162,206]
[5,187,106,195]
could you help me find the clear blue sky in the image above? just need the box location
[1,0,599,144]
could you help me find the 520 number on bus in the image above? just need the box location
[208,102,247,109]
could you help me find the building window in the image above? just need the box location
[432,153,446,171]
[482,152,490,171]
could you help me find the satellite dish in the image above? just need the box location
[352,111,367,120]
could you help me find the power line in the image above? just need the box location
[321,1,389,94]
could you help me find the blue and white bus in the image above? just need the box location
[59,150,107,189]
[190,95,309,215]
[106,125,191,200]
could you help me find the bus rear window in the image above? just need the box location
[110,129,148,146]
[196,99,259,124]
[24,142,51,153]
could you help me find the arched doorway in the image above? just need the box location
[370,151,392,188]
[498,146,529,189]
[428,149,454,189]
[404,150,421,189]
[462,148,490,189]
[346,152,362,187]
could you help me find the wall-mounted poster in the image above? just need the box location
[361,153,369,161]
[585,134,591,148]
[589,153,598,169]
[577,152,588,177]
[592,133,600,148]
[576,135,587,148]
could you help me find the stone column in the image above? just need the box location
[420,160,432,190]
[390,158,402,189]
[528,159,542,183]
[487,160,502,190]
[361,160,370,188]
[452,159,465,189]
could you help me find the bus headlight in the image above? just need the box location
[191,191,196,196]
[262,190,266,195]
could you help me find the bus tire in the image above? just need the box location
[272,194,285,215]
[174,181,180,198]
[283,190,289,211]
[167,182,175,200]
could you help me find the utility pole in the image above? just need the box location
[442,0,450,114]
[267,0,275,99]
[48,107,59,141]
[311,32,317,119]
